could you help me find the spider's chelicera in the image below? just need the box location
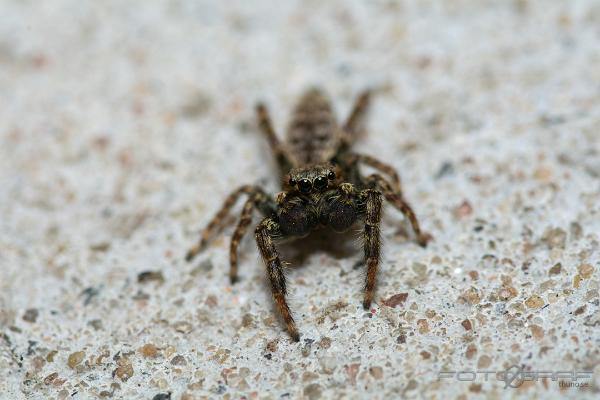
[186,88,431,341]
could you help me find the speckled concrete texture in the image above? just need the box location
[1,1,600,399]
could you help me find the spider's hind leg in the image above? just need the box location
[185,185,271,262]
[350,153,402,194]
[343,89,371,139]
[336,89,372,156]
[255,103,294,173]
[366,173,431,247]
[229,189,275,283]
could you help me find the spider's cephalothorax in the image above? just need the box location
[186,87,431,341]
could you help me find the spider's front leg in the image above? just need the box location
[255,217,299,342]
[322,184,382,309]
[360,189,383,309]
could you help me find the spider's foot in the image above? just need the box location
[417,232,433,248]
[290,329,300,342]
[362,298,372,310]
[185,246,201,262]
[285,319,300,342]
[229,275,239,285]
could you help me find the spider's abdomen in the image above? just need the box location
[286,88,341,166]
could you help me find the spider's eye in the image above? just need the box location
[327,171,336,180]
[298,179,312,193]
[314,176,328,190]
[288,177,297,186]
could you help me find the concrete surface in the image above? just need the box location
[1,1,600,399]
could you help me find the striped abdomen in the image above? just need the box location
[286,88,341,167]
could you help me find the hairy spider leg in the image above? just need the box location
[351,153,402,194]
[366,174,431,247]
[186,185,269,262]
[229,190,275,283]
[255,103,295,173]
[339,89,371,152]
[255,217,299,341]
[360,188,383,309]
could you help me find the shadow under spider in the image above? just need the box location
[278,228,361,268]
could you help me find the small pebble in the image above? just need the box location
[113,358,134,382]
[191,259,213,275]
[465,344,477,359]
[541,227,567,249]
[67,351,85,369]
[44,372,58,385]
[549,263,562,275]
[303,383,322,400]
[23,309,39,323]
[172,321,193,334]
[529,324,544,339]
[369,366,384,379]
[417,319,429,334]
[302,371,319,382]
[241,313,255,328]
[574,305,586,315]
[460,287,481,305]
[435,161,454,179]
[266,339,278,353]
[498,286,518,301]
[525,295,545,309]
[453,200,473,218]
[46,350,58,363]
[139,343,159,358]
[461,319,472,331]
[344,364,360,386]
[477,355,491,368]
[317,337,331,349]
[88,319,103,330]
[578,264,594,279]
[80,287,100,306]
[319,356,337,374]
[171,355,186,366]
[381,293,408,308]
[137,271,165,284]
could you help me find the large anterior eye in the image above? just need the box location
[314,176,328,190]
[298,179,312,193]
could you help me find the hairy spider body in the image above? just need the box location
[186,87,430,341]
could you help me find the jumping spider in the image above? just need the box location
[186,88,431,341]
